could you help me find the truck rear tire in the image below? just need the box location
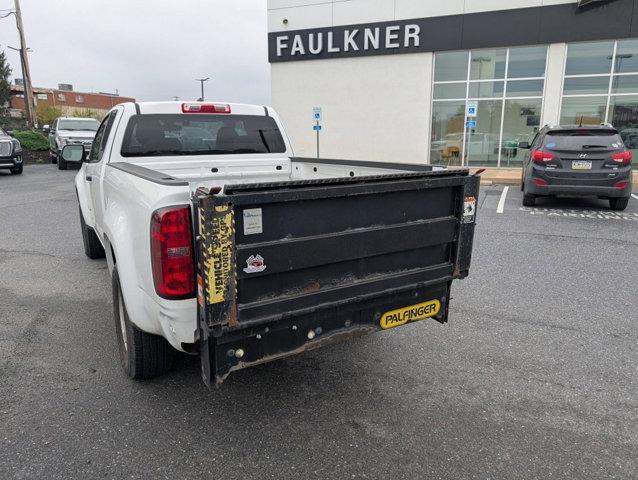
[609,196,629,211]
[112,268,174,380]
[79,206,105,259]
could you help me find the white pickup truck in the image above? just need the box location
[63,101,480,387]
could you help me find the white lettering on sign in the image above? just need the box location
[275,24,423,58]
[327,31,340,53]
[309,32,323,54]
[385,26,400,49]
[364,27,380,50]
[291,35,305,56]
[344,29,360,52]
[276,36,289,57]
[405,24,420,47]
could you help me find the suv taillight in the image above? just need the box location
[150,206,195,299]
[531,149,555,163]
[611,150,632,165]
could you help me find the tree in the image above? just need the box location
[36,104,63,125]
[0,50,12,126]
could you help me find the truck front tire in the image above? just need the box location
[10,165,23,175]
[79,206,105,259]
[58,157,67,170]
[112,268,174,380]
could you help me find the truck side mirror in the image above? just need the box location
[61,144,86,163]
[42,125,50,134]
[518,141,531,149]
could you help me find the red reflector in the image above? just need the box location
[531,149,555,163]
[534,179,548,186]
[150,206,195,299]
[613,181,629,189]
[611,150,632,164]
[181,103,231,114]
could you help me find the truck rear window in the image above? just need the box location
[120,114,286,157]
[543,130,624,151]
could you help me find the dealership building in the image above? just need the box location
[268,0,638,168]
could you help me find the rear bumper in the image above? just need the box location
[526,166,633,198]
[0,154,22,170]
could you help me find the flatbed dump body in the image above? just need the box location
[195,161,479,386]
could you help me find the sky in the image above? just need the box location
[0,0,271,104]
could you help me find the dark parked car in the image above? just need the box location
[519,125,633,211]
[0,128,23,175]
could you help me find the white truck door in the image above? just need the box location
[84,110,119,236]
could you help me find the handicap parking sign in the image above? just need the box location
[467,102,478,117]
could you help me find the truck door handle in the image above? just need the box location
[86,175,92,182]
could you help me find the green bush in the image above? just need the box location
[13,130,49,151]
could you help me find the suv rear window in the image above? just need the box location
[120,114,286,157]
[543,130,624,151]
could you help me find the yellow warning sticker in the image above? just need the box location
[203,205,235,304]
[379,299,441,330]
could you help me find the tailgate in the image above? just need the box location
[194,170,480,386]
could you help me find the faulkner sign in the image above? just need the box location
[268,0,638,63]
[271,23,422,62]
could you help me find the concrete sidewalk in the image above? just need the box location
[471,167,638,187]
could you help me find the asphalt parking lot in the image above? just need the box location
[1,164,637,480]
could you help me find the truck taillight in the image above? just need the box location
[531,149,555,163]
[611,150,632,165]
[150,206,195,299]
[181,103,231,114]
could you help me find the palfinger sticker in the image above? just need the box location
[463,196,477,223]
[243,254,267,274]
[380,300,441,330]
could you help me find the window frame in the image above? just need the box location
[87,111,117,164]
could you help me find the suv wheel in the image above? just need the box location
[10,165,23,175]
[112,267,174,379]
[522,193,536,207]
[609,197,629,211]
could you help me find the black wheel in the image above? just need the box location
[79,206,105,259]
[522,193,536,207]
[50,151,58,164]
[609,197,630,211]
[10,165,23,175]
[112,267,174,380]
[58,157,67,170]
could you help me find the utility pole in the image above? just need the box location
[13,0,36,127]
[195,77,210,102]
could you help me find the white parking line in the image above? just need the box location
[632,194,638,201]
[497,186,509,214]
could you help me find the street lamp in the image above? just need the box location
[195,77,210,102]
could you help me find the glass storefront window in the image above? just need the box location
[500,99,542,167]
[560,97,607,125]
[434,51,469,82]
[468,81,504,98]
[470,49,507,80]
[430,102,465,166]
[615,39,638,73]
[508,46,547,78]
[433,82,466,100]
[611,75,638,94]
[565,41,614,75]
[506,79,544,97]
[563,76,610,95]
[609,95,638,160]
[466,100,502,167]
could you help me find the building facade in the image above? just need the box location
[268,0,638,167]
[9,83,135,123]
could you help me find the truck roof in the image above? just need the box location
[123,101,270,116]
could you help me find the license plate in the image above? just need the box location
[379,299,441,330]
[572,160,592,170]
